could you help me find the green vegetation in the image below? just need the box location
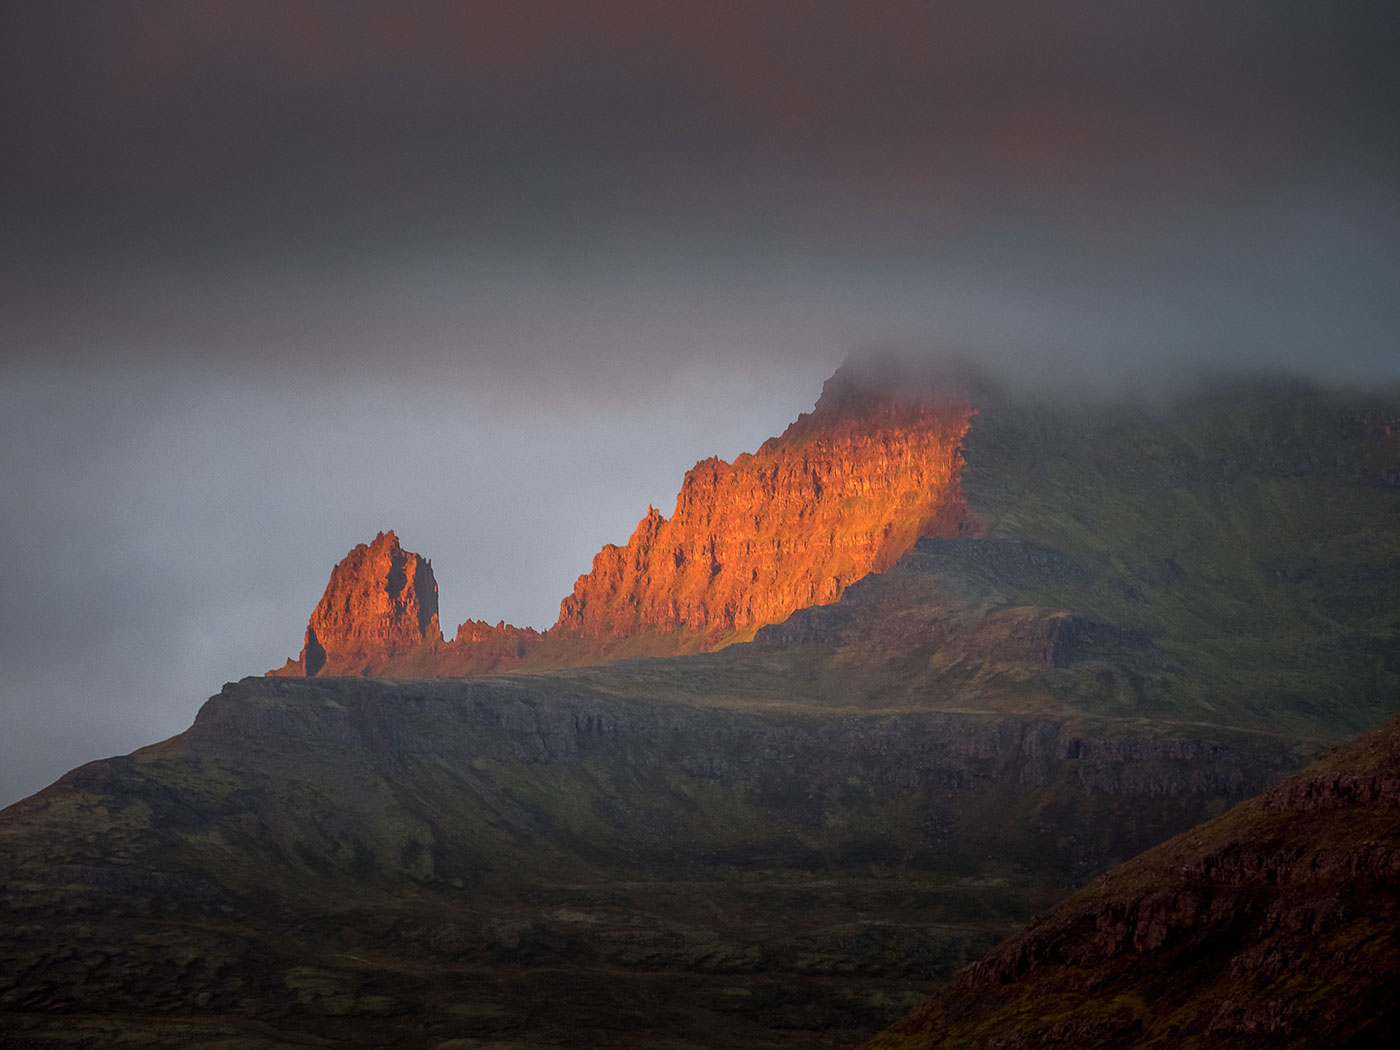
[956,380,1400,738]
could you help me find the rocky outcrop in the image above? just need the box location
[282,531,443,677]
[433,619,543,675]
[274,357,977,676]
[554,373,972,644]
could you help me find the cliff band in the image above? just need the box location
[275,359,974,676]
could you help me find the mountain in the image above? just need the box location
[1,360,1397,1048]
[737,373,1400,741]
[867,709,1400,1050]
[273,356,975,676]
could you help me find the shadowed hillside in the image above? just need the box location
[0,675,1310,1049]
[867,708,1400,1050]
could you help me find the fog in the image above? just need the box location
[2,1,1397,805]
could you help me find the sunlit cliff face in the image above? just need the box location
[555,387,973,644]
[291,530,442,677]
[278,363,975,677]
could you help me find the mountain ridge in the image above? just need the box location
[273,356,976,677]
[0,666,1313,1049]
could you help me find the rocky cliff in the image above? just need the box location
[279,358,975,676]
[278,530,443,676]
[555,374,971,644]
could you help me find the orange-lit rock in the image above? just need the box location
[430,619,543,675]
[294,530,443,677]
[555,364,972,645]
[273,357,975,677]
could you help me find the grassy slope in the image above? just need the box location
[956,381,1400,737]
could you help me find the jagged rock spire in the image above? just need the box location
[297,530,442,676]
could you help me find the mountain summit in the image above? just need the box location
[275,356,975,676]
[279,530,443,677]
[555,364,972,644]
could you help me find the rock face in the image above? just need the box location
[292,530,443,676]
[555,369,973,644]
[276,357,976,676]
[866,712,1400,1050]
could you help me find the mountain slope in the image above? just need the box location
[953,377,1400,737]
[0,674,1308,1050]
[1,364,1397,1048]
[867,709,1400,1050]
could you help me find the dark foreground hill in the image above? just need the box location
[0,675,1309,1050]
[0,368,1397,1047]
[867,709,1400,1050]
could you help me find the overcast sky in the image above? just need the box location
[2,1,1398,806]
